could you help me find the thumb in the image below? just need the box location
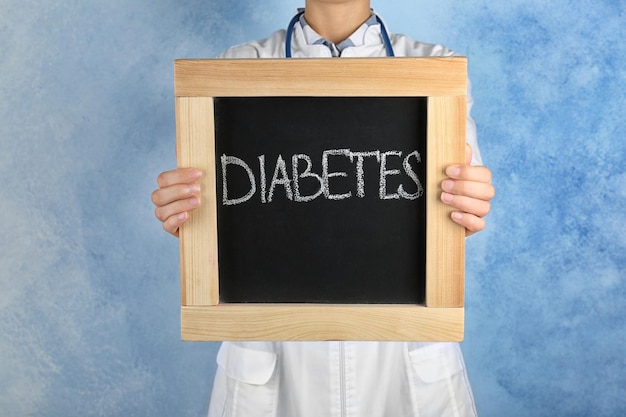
[465,143,473,166]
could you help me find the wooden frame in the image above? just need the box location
[175,57,466,341]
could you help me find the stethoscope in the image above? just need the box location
[285,10,395,58]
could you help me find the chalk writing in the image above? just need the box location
[221,149,423,206]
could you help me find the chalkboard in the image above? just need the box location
[175,58,467,341]
[215,97,427,304]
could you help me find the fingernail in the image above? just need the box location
[189,196,200,207]
[451,212,463,221]
[177,212,187,221]
[441,192,454,204]
[442,180,454,192]
[189,169,202,179]
[446,166,461,177]
[189,183,200,194]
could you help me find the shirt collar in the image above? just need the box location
[297,8,378,57]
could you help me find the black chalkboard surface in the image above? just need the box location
[215,97,427,304]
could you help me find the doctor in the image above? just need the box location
[152,1,495,416]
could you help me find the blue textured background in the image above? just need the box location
[1,1,624,416]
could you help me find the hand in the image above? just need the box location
[440,144,495,237]
[151,168,203,237]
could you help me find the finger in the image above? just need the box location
[441,179,496,202]
[152,182,200,208]
[154,195,201,223]
[451,212,486,236]
[441,192,491,218]
[156,168,202,188]
[445,164,492,184]
[162,211,189,237]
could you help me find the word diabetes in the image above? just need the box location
[220,148,424,206]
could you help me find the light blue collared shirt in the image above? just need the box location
[297,9,379,57]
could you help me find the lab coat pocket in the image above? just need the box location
[407,343,477,417]
[409,343,463,383]
[209,342,279,417]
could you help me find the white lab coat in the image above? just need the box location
[208,16,480,417]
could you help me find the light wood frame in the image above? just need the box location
[175,57,466,341]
